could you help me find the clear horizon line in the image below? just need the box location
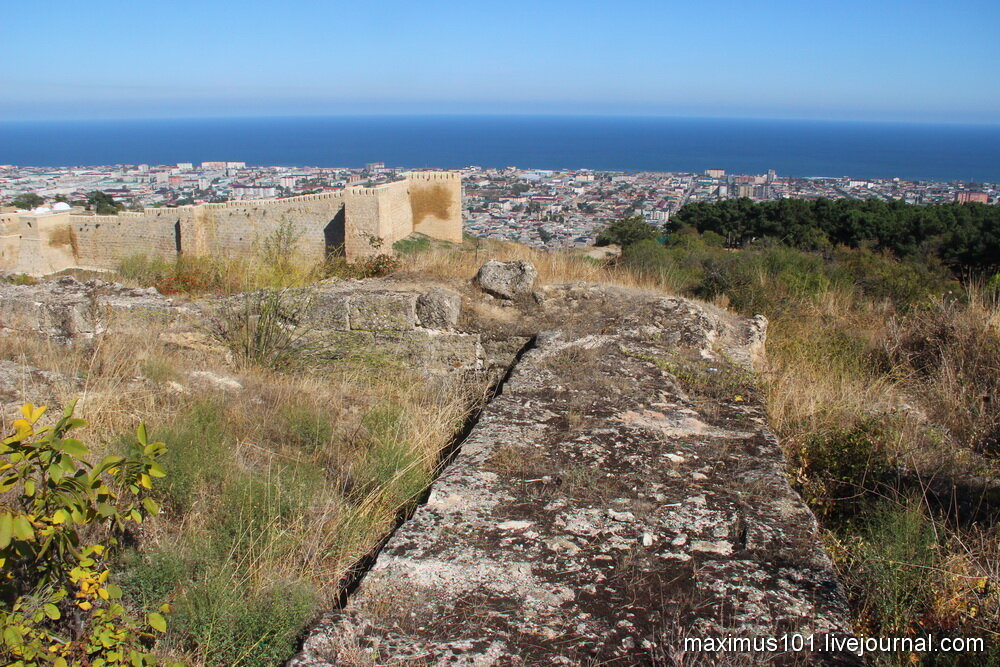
[2,111,999,128]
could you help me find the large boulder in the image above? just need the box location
[475,260,538,300]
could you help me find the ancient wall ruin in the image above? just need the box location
[1,172,462,276]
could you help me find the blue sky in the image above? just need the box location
[2,0,998,123]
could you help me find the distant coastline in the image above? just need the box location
[1,115,999,183]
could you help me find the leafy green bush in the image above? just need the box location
[673,197,1000,274]
[0,403,174,666]
[792,420,898,520]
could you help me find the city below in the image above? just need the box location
[1,161,996,249]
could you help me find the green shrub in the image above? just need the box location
[792,420,898,520]
[255,219,300,285]
[118,547,189,611]
[0,402,174,666]
[1,273,38,286]
[354,404,430,509]
[320,253,402,279]
[280,403,335,453]
[839,500,939,637]
[595,214,660,247]
[115,253,235,295]
[213,471,316,560]
[393,233,433,255]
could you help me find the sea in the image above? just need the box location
[1,115,998,183]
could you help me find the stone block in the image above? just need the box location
[349,292,417,331]
[373,330,482,370]
[0,288,99,338]
[306,291,351,330]
[416,288,461,329]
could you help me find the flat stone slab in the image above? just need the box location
[294,290,856,665]
[0,276,186,338]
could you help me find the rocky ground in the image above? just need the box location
[1,265,860,665]
[293,270,858,666]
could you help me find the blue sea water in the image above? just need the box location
[1,115,998,183]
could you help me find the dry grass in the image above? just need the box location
[0,305,476,665]
[762,287,903,439]
[399,238,673,292]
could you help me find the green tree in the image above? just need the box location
[86,191,125,216]
[595,214,659,247]
[10,193,44,210]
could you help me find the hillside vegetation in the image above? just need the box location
[591,200,1000,664]
[3,198,998,664]
[402,206,1000,662]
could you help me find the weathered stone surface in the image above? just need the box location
[0,359,75,417]
[293,289,854,665]
[416,288,462,330]
[186,370,243,393]
[476,259,538,299]
[349,292,418,331]
[373,330,483,373]
[0,276,185,339]
[305,291,351,331]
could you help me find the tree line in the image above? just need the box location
[671,198,1000,273]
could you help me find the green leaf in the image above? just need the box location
[137,422,148,446]
[0,474,17,492]
[23,479,35,496]
[95,455,125,474]
[57,454,77,472]
[106,583,123,599]
[148,462,167,478]
[147,612,167,633]
[55,438,88,457]
[12,515,34,540]
[3,624,23,645]
[142,497,160,516]
[0,513,12,548]
[43,603,61,620]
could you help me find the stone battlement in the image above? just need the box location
[1,172,462,276]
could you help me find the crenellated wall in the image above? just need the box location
[0,172,462,276]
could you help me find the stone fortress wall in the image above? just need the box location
[0,172,462,276]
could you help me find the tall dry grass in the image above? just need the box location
[400,238,677,292]
[0,299,476,665]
